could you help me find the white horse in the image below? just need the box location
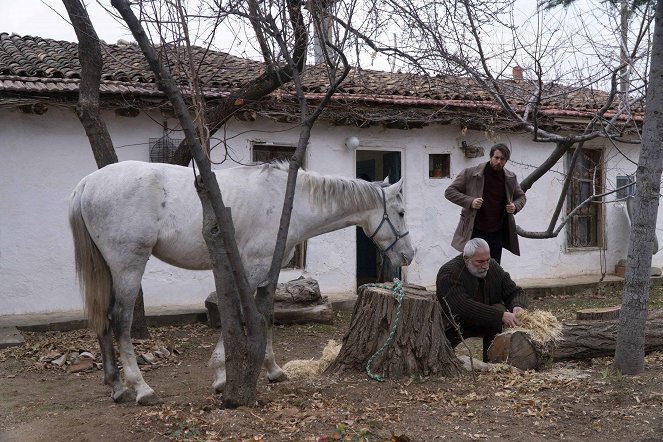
[69,160,415,405]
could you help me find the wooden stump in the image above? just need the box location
[576,306,620,320]
[325,283,463,379]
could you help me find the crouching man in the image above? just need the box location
[436,238,528,362]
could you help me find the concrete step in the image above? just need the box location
[3,275,662,349]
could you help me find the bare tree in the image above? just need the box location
[101,0,352,406]
[539,0,662,376]
[62,0,150,340]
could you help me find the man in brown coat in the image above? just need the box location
[437,238,528,362]
[445,143,526,263]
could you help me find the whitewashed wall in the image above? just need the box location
[1,105,661,316]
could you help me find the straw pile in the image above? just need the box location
[282,340,341,380]
[511,309,563,346]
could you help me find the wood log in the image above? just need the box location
[487,331,546,370]
[273,300,333,325]
[488,309,663,369]
[206,277,332,326]
[576,305,620,320]
[325,283,463,379]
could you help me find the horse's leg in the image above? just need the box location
[263,325,286,382]
[209,333,226,393]
[209,325,286,393]
[97,330,135,402]
[111,271,161,405]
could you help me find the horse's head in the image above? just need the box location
[363,179,415,267]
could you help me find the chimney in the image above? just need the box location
[512,65,523,81]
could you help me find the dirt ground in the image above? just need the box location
[2,286,663,442]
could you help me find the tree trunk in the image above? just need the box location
[615,0,663,375]
[112,0,266,407]
[325,284,463,379]
[489,310,663,370]
[198,183,266,408]
[63,0,149,339]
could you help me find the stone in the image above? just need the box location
[0,327,24,350]
[40,350,62,362]
[52,354,67,367]
[141,352,156,364]
[68,358,94,373]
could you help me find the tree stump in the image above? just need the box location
[325,283,463,379]
[576,306,620,320]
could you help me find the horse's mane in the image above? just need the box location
[260,160,383,211]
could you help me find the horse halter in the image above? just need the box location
[367,187,410,256]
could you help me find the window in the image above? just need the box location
[616,175,636,199]
[566,148,604,248]
[252,143,306,269]
[429,154,450,179]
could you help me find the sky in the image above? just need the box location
[1,1,132,44]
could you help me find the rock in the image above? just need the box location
[0,327,24,350]
[52,354,67,367]
[457,355,491,372]
[141,352,157,364]
[40,350,62,362]
[68,358,94,373]
[154,347,171,358]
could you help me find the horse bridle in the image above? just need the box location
[367,187,410,256]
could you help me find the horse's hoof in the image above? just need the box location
[137,392,162,406]
[213,382,225,394]
[112,388,136,403]
[268,372,288,383]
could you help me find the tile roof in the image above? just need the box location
[0,32,641,131]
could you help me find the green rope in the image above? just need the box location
[360,278,405,382]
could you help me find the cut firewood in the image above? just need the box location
[489,309,663,369]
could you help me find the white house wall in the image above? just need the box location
[1,106,662,316]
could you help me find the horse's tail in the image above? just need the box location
[69,179,112,335]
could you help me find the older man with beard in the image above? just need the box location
[436,238,528,362]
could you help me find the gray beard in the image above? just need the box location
[469,269,488,278]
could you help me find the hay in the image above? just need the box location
[510,309,562,345]
[282,340,341,380]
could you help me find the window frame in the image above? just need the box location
[566,147,605,249]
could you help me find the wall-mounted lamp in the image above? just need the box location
[345,136,360,151]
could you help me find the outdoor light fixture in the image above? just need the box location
[345,136,360,151]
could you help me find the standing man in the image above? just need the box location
[445,143,526,263]
[436,238,528,362]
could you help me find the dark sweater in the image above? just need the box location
[475,163,506,232]
[436,254,528,329]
